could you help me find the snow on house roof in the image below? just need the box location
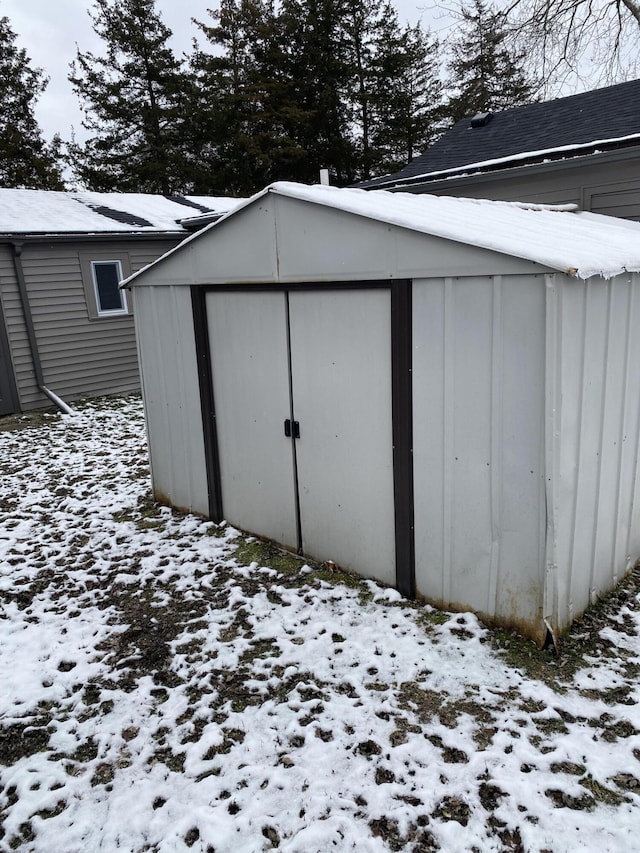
[0,188,243,235]
[126,182,640,283]
[362,79,640,190]
[365,132,640,189]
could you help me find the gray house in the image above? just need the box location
[124,182,640,643]
[0,189,239,415]
[362,79,640,220]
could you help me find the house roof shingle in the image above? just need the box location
[363,78,640,189]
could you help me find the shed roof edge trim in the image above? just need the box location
[122,186,274,288]
[124,182,640,286]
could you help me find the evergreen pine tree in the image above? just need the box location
[193,0,361,190]
[0,16,64,189]
[189,0,256,194]
[244,2,313,184]
[278,0,357,185]
[190,0,309,194]
[445,0,538,124]
[282,0,443,182]
[341,0,381,181]
[68,0,190,193]
[190,0,447,188]
[369,12,443,176]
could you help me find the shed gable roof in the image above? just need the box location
[0,188,243,236]
[363,79,640,189]
[124,182,640,284]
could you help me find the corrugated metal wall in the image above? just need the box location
[128,197,640,641]
[412,274,547,639]
[133,285,209,516]
[551,271,640,630]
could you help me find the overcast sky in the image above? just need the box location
[2,0,439,144]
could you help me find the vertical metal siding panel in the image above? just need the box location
[588,278,615,599]
[134,285,209,516]
[170,285,205,511]
[543,275,561,627]
[622,274,640,570]
[164,286,210,515]
[442,278,454,604]
[591,277,629,594]
[134,286,166,498]
[497,275,546,634]
[556,277,588,627]
[156,286,207,513]
[150,291,179,499]
[567,280,610,613]
[412,278,447,602]
[414,274,494,614]
[414,274,546,636]
[487,276,503,616]
[136,286,173,502]
[449,276,493,610]
[557,272,640,630]
[613,275,639,577]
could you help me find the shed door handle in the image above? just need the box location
[284,419,300,439]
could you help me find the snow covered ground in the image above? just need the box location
[0,396,639,853]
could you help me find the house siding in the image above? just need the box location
[0,238,178,412]
[398,151,640,221]
[0,244,31,409]
[0,246,19,414]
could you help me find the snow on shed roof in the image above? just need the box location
[126,181,640,283]
[0,188,243,235]
[269,182,640,279]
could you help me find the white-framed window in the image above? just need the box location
[91,260,127,316]
[80,251,132,321]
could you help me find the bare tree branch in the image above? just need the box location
[503,0,640,92]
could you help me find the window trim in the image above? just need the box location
[79,251,132,321]
[91,259,127,317]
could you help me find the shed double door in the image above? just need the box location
[206,287,396,585]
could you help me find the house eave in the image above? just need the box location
[0,231,188,243]
[372,141,640,193]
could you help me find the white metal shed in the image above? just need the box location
[125,182,640,644]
